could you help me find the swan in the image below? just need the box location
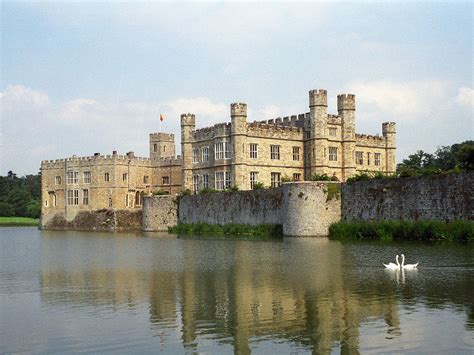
[383,255,400,269]
[401,254,418,269]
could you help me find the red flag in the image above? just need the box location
[160,114,164,122]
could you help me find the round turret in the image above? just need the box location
[309,89,328,107]
[231,102,247,117]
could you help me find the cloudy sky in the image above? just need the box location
[1,1,473,175]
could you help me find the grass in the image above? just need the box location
[329,220,474,242]
[0,216,39,226]
[169,222,283,238]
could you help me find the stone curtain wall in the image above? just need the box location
[174,182,342,236]
[142,195,178,232]
[342,172,473,222]
[178,187,284,226]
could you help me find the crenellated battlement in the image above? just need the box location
[193,122,232,141]
[337,94,356,111]
[230,102,247,117]
[41,151,152,169]
[247,121,304,140]
[181,113,196,127]
[154,155,182,166]
[355,133,386,148]
[382,121,396,135]
[327,114,341,125]
[254,112,308,128]
[309,89,328,107]
[150,132,175,140]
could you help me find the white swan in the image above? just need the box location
[401,254,418,269]
[383,255,400,269]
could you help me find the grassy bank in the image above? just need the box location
[329,220,473,242]
[0,216,39,226]
[169,222,283,238]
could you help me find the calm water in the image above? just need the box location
[1,228,473,354]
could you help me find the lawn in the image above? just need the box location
[0,217,39,226]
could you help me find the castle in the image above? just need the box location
[40,89,396,225]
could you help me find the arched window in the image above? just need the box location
[135,191,141,206]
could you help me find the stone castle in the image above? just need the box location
[41,89,396,226]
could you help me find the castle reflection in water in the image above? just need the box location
[38,233,474,354]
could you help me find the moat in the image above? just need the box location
[1,228,473,353]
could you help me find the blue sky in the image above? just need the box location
[1,1,473,175]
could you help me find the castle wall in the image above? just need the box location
[168,182,341,236]
[142,195,178,232]
[341,172,473,221]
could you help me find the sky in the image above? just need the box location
[1,1,473,176]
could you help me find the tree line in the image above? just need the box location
[0,171,41,218]
[396,140,473,176]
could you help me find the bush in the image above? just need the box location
[199,188,218,194]
[153,189,169,195]
[329,220,474,242]
[180,189,192,196]
[168,222,283,238]
[252,182,265,190]
[310,173,331,181]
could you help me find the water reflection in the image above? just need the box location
[29,232,471,353]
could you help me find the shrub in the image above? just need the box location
[329,220,474,242]
[310,173,331,181]
[180,189,192,196]
[199,188,218,194]
[252,182,265,190]
[153,189,169,195]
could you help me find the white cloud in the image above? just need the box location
[454,87,474,108]
[345,80,449,120]
[0,84,50,107]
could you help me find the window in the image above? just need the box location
[108,197,113,207]
[215,172,225,190]
[53,194,57,207]
[66,171,78,184]
[83,189,89,205]
[375,153,381,166]
[203,174,209,189]
[305,131,311,139]
[83,171,91,184]
[271,172,281,188]
[224,143,231,159]
[153,143,158,153]
[104,172,110,182]
[367,152,371,166]
[67,189,79,206]
[202,147,209,162]
[192,175,200,193]
[193,148,200,163]
[215,143,224,160]
[162,176,170,185]
[329,127,337,136]
[125,194,129,208]
[225,172,232,189]
[144,175,149,184]
[270,145,280,160]
[329,147,338,161]
[123,173,128,182]
[55,176,61,185]
[45,199,48,207]
[293,173,302,181]
[293,147,300,161]
[250,144,258,159]
[250,172,259,189]
[356,151,363,165]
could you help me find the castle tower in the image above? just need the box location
[149,133,176,160]
[382,122,396,174]
[181,113,196,191]
[338,94,356,180]
[305,89,328,179]
[231,102,247,189]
